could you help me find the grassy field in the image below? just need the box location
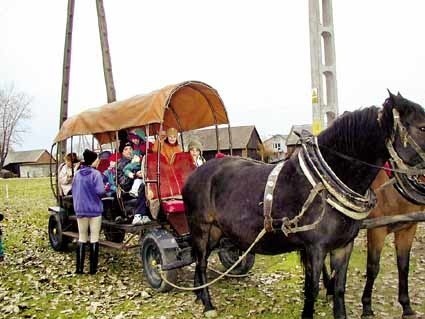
[0,178,425,318]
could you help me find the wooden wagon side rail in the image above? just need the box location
[361,211,425,229]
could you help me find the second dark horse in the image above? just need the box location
[183,92,425,318]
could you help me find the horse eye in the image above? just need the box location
[420,127,425,132]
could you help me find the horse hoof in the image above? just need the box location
[402,314,416,319]
[360,315,374,319]
[204,310,218,318]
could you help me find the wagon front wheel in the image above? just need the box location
[218,246,255,275]
[141,237,177,292]
[48,214,69,251]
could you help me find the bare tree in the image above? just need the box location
[0,84,32,170]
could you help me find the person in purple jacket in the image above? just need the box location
[72,149,105,275]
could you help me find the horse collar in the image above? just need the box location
[298,133,376,220]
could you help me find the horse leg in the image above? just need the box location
[301,246,326,319]
[361,227,387,318]
[322,263,331,292]
[192,224,219,314]
[330,240,354,319]
[323,254,336,297]
[395,224,417,319]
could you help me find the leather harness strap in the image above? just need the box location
[263,161,285,232]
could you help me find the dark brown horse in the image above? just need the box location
[361,170,425,318]
[183,92,425,318]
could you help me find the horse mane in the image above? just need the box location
[318,106,386,159]
[319,94,424,158]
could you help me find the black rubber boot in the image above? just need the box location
[76,242,85,274]
[89,242,99,275]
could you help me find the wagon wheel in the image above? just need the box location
[218,246,255,275]
[103,225,125,243]
[48,214,70,251]
[141,236,177,292]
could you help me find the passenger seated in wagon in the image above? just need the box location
[152,127,182,164]
[102,153,120,196]
[58,152,80,196]
[117,141,151,225]
[127,127,153,156]
[187,140,206,167]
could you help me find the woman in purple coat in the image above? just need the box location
[72,149,105,275]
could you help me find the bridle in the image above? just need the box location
[386,108,425,171]
[386,108,425,204]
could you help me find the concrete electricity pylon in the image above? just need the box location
[58,0,116,160]
[308,0,339,135]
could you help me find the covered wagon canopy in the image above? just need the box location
[54,81,230,144]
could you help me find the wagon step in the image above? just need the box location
[67,215,159,232]
[102,219,159,231]
[62,231,131,249]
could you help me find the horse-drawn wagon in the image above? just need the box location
[47,80,254,291]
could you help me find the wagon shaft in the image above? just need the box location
[361,210,425,229]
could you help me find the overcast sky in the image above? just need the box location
[1,1,425,151]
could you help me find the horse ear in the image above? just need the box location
[397,91,404,98]
[387,89,396,100]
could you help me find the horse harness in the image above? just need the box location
[263,107,425,234]
[385,108,425,204]
[263,131,376,235]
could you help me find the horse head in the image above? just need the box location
[384,91,425,166]
[382,91,425,203]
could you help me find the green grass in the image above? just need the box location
[0,178,424,318]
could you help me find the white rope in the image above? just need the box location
[158,228,267,291]
[207,266,250,278]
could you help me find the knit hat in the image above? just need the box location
[99,150,112,160]
[188,140,203,152]
[83,149,98,166]
[128,128,146,141]
[166,127,178,137]
[119,140,133,153]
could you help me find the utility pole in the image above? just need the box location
[309,0,339,135]
[96,0,116,103]
[58,0,75,161]
[58,0,116,162]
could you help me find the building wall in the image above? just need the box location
[264,135,287,162]
[20,164,54,178]
[3,163,20,175]
[38,151,55,164]
[247,148,261,160]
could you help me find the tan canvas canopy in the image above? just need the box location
[54,81,230,144]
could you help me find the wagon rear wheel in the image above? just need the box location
[141,236,177,292]
[48,214,69,251]
[218,246,255,275]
